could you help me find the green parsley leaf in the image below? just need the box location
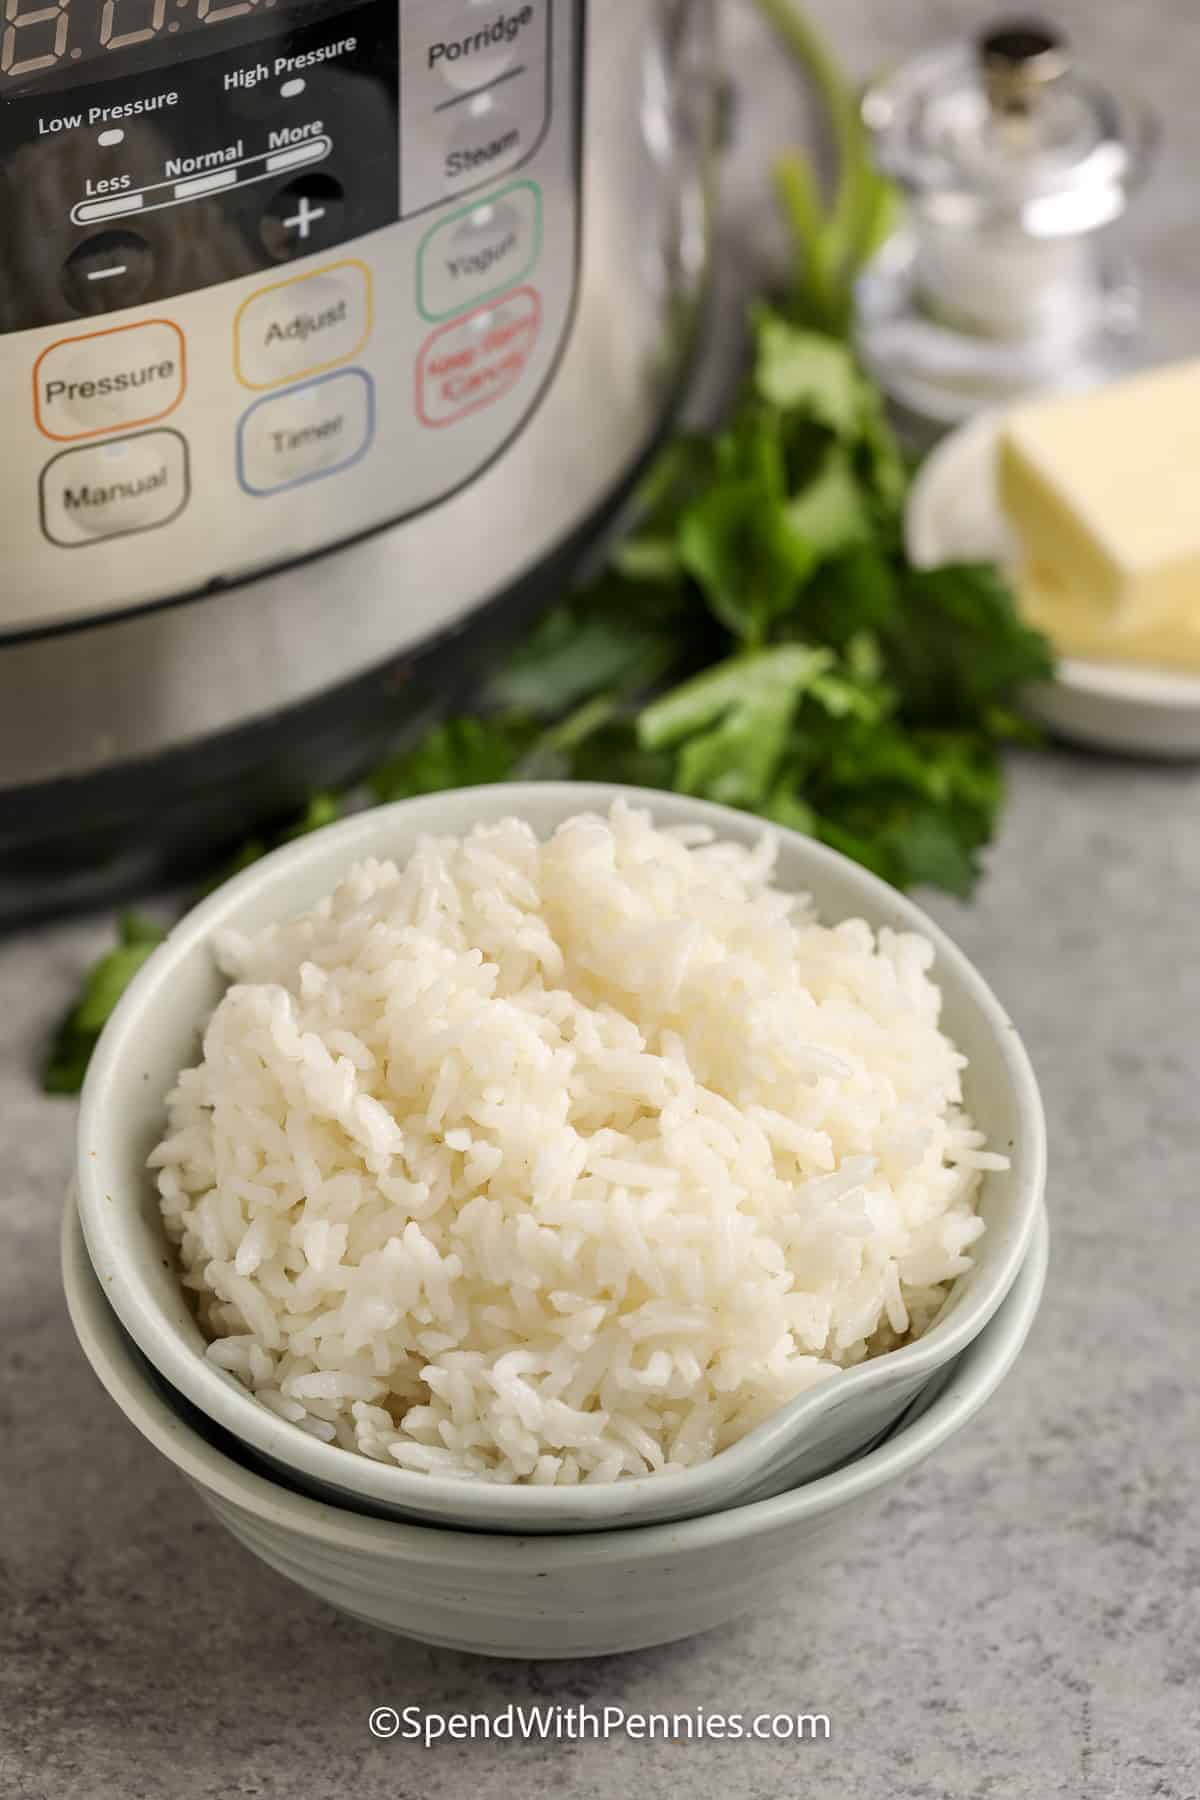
[368,714,540,804]
[754,315,863,436]
[781,444,873,564]
[43,912,167,1095]
[887,562,1057,726]
[489,580,682,719]
[282,792,341,840]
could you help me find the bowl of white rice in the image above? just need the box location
[63,1192,1048,1658]
[74,785,1045,1533]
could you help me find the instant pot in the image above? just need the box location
[0,0,717,902]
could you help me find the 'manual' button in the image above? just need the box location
[237,368,375,494]
[40,429,189,546]
[34,319,185,441]
[235,259,372,390]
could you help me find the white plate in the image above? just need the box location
[907,412,1200,759]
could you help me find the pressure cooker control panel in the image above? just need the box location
[0,0,580,635]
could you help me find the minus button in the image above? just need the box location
[62,229,154,313]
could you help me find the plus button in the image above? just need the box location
[261,175,344,262]
[283,196,326,242]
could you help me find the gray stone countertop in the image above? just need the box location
[5,3,1200,1796]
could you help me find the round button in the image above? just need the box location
[434,0,525,93]
[35,320,185,440]
[62,232,154,316]
[449,196,522,258]
[235,267,370,390]
[445,95,524,189]
[244,380,355,484]
[260,173,346,262]
[238,371,373,495]
[49,433,184,540]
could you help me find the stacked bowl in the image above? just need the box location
[66,786,1048,1659]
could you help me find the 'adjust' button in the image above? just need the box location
[234,259,372,390]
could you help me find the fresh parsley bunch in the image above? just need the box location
[372,311,1050,896]
[366,1,1052,893]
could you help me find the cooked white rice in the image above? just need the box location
[151,800,998,1486]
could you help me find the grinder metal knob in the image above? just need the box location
[980,19,1070,115]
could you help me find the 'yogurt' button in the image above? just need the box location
[40,429,189,546]
[34,318,185,440]
[235,259,372,391]
[418,180,541,320]
[237,368,374,495]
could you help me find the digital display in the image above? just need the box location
[0,0,351,86]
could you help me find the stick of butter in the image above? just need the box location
[998,363,1200,671]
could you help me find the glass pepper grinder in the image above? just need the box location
[854,18,1159,428]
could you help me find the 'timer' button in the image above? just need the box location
[237,368,374,495]
[34,319,186,442]
[234,259,372,391]
[40,429,189,547]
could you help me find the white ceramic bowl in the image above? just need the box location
[75,785,1046,1533]
[63,1196,1048,1659]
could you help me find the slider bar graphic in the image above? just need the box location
[70,136,332,226]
